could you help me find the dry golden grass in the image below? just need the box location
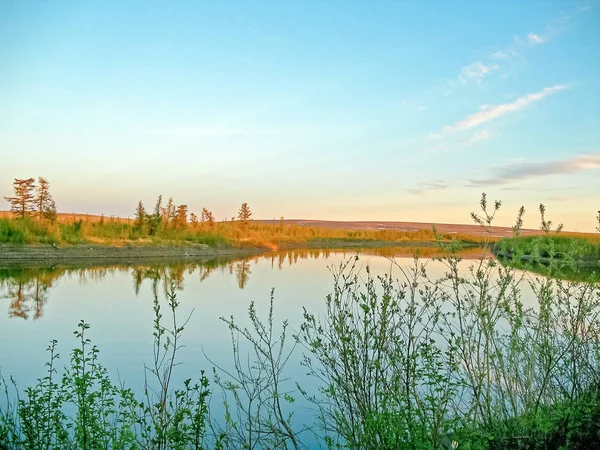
[2,211,598,249]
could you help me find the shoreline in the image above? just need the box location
[0,240,454,266]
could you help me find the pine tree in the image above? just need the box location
[34,177,56,221]
[237,202,252,225]
[4,178,36,218]
[162,197,176,227]
[134,200,147,230]
[147,195,163,235]
[175,204,188,228]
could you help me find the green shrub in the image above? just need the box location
[0,219,25,244]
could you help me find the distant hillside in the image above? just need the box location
[258,219,549,238]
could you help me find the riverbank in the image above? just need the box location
[0,239,458,266]
[493,235,600,281]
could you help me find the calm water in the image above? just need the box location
[0,247,539,442]
[0,248,532,383]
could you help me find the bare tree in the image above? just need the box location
[4,178,36,219]
[596,210,600,233]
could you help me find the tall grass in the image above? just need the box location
[0,216,486,249]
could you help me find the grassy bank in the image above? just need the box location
[0,216,483,250]
[494,235,600,281]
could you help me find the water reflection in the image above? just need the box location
[0,246,486,320]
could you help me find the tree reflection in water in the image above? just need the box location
[1,246,481,320]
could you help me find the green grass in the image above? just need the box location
[494,235,600,281]
[496,235,600,260]
[0,219,56,245]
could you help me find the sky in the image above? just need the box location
[1,1,599,231]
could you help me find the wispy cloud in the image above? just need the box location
[407,180,450,195]
[527,32,545,44]
[458,62,500,85]
[443,85,567,132]
[470,153,600,186]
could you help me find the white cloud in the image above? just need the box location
[527,32,545,44]
[443,85,567,132]
[458,61,499,85]
[407,180,450,195]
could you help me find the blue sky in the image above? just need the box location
[1,1,599,231]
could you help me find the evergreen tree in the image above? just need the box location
[34,177,56,221]
[134,200,147,230]
[237,202,252,225]
[175,204,188,228]
[162,197,176,227]
[147,194,163,235]
[4,178,36,218]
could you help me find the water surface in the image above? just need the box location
[0,247,518,415]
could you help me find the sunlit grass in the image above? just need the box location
[0,216,489,248]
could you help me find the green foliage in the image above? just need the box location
[512,206,525,238]
[297,256,460,449]
[0,218,56,245]
[209,289,305,449]
[0,286,210,449]
[539,203,563,234]
[0,219,26,244]
[495,235,600,281]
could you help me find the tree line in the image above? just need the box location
[2,177,254,231]
[5,178,599,234]
[3,177,57,221]
[134,196,253,234]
